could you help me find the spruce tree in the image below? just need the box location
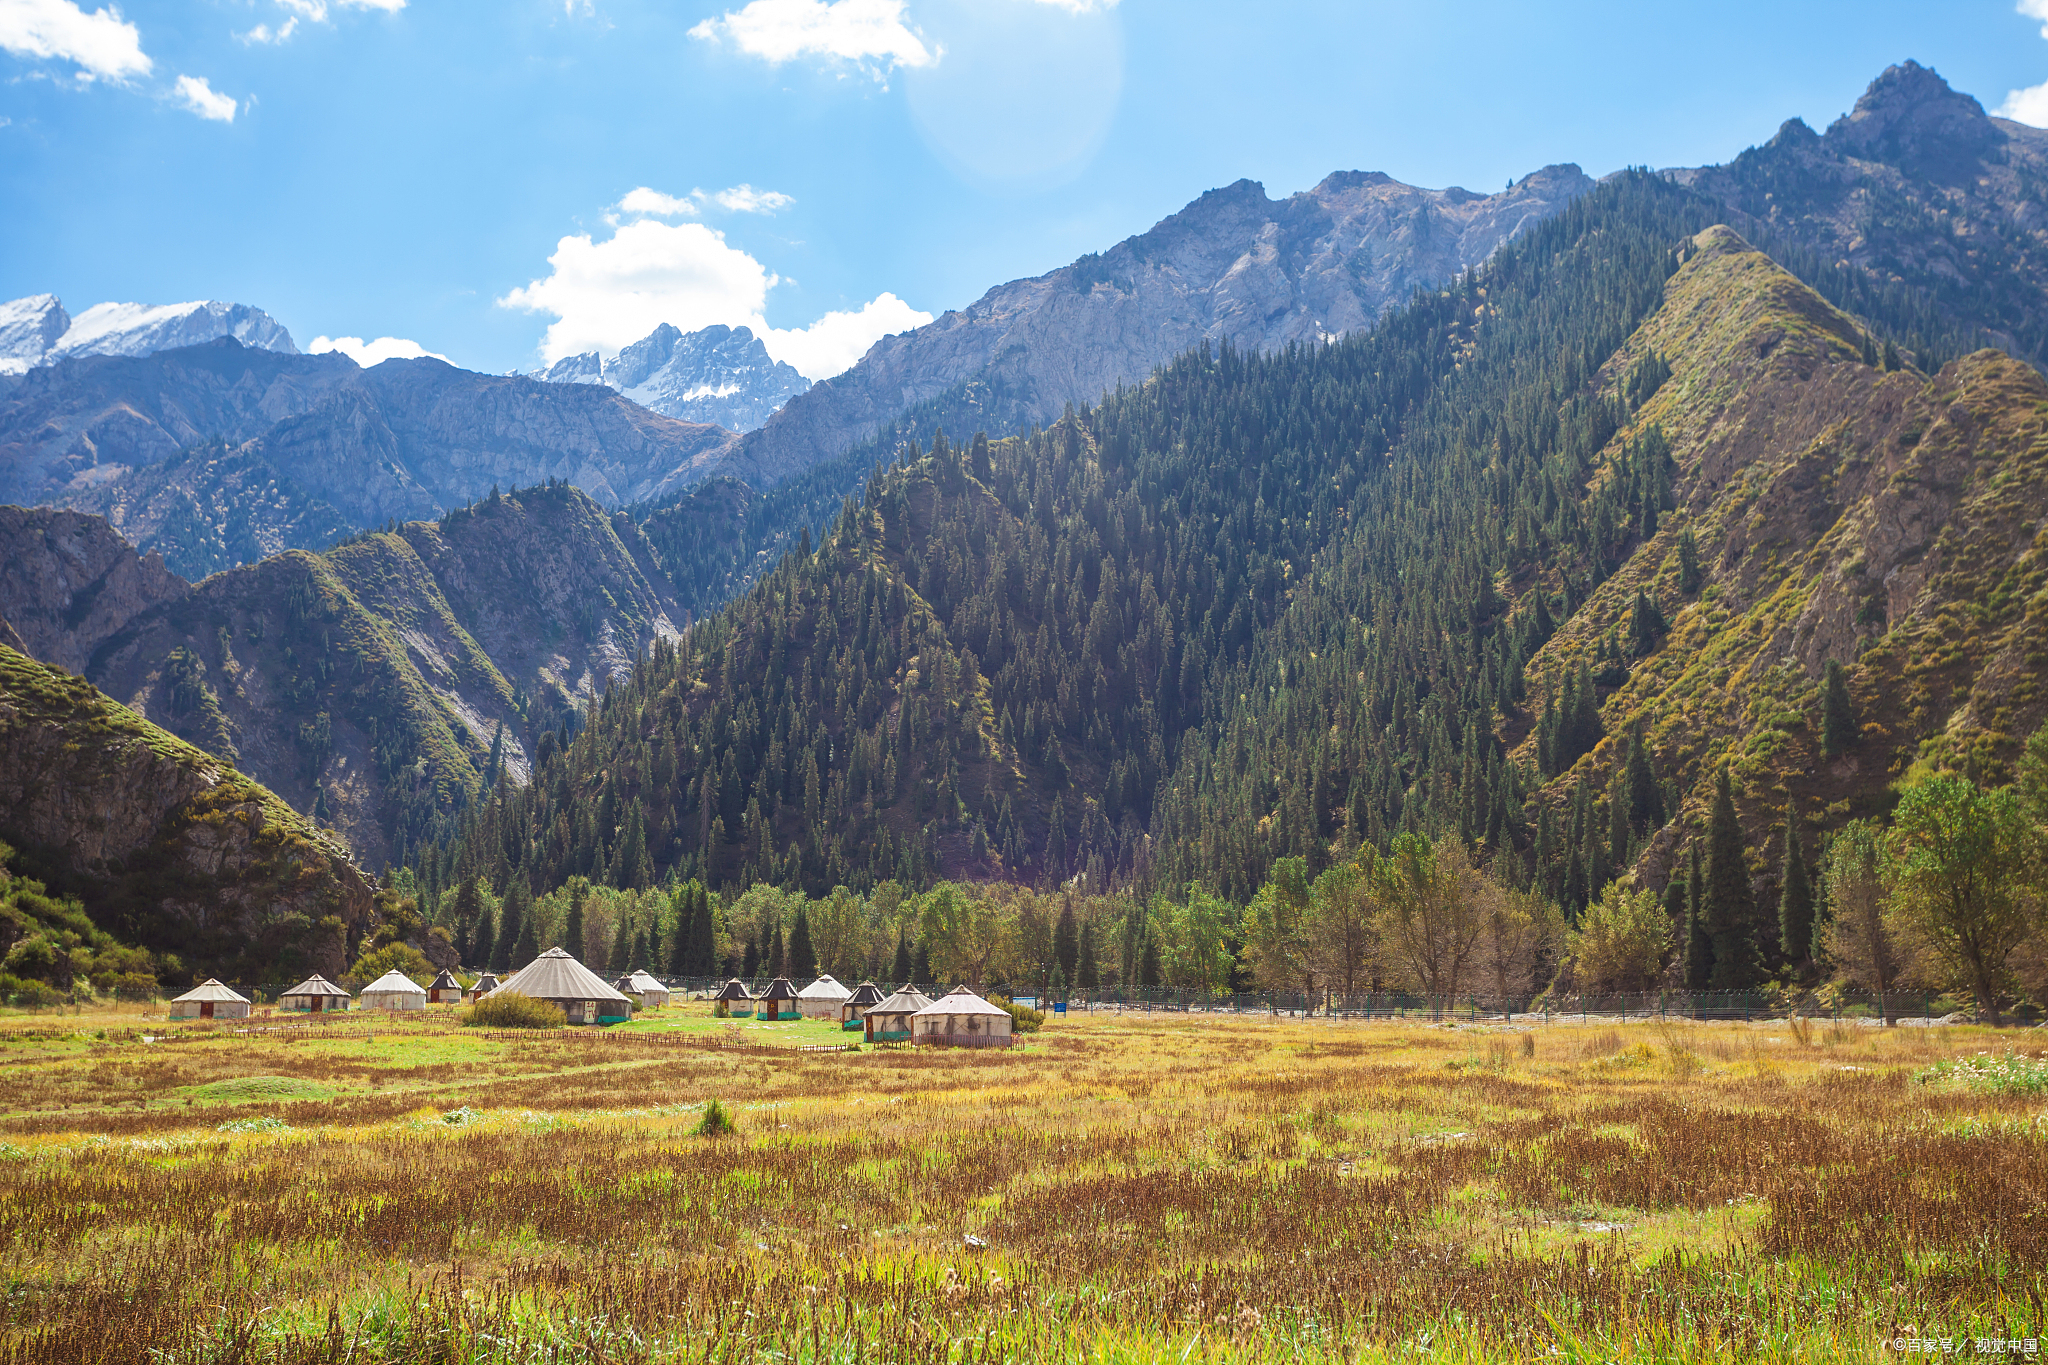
[668,886,690,976]
[633,926,651,972]
[891,930,913,986]
[610,914,631,974]
[1703,768,1757,989]
[911,938,932,986]
[769,923,786,979]
[1778,819,1815,970]
[453,877,482,964]
[1684,840,1711,990]
[1623,728,1664,831]
[472,908,497,976]
[789,905,817,980]
[514,901,540,970]
[1139,933,1162,988]
[742,935,760,979]
[564,882,585,960]
[1077,919,1100,988]
[1678,528,1704,594]
[1054,900,1080,983]
[1821,660,1857,757]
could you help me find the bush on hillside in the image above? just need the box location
[343,941,436,992]
[462,992,566,1029]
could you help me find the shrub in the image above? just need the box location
[462,993,566,1029]
[713,999,730,1018]
[343,942,435,992]
[988,994,1045,1033]
[1914,1051,2048,1096]
[695,1097,737,1137]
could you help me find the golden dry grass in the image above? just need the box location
[0,1004,2041,1362]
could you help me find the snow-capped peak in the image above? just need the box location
[0,294,298,373]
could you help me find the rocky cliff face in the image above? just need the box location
[0,643,375,982]
[539,323,810,432]
[1522,225,2048,879]
[0,339,740,579]
[0,485,685,868]
[721,164,1594,486]
[1670,61,2048,364]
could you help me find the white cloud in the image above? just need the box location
[310,334,449,367]
[617,186,697,218]
[701,183,793,214]
[237,0,400,45]
[172,73,235,121]
[757,292,926,380]
[688,0,932,79]
[497,216,930,381]
[2021,0,2048,37]
[1999,0,2048,125]
[0,0,151,81]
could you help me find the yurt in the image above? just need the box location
[359,970,428,1012]
[841,981,885,1031]
[279,974,351,1014]
[796,974,852,1020]
[487,947,633,1025]
[427,970,464,1004]
[169,979,250,1021]
[615,971,670,1009]
[758,976,800,1021]
[911,987,1015,1048]
[712,978,755,1017]
[465,971,500,1004]
[862,986,933,1042]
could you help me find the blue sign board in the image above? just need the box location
[1054,1001,1067,1015]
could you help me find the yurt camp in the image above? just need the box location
[169,979,250,1021]
[616,971,670,1009]
[841,981,885,1031]
[487,948,633,1025]
[797,974,851,1020]
[862,986,933,1042]
[359,970,428,1012]
[427,970,464,1004]
[279,974,350,1014]
[465,971,500,1004]
[712,979,755,1017]
[911,987,1015,1048]
[759,977,799,1021]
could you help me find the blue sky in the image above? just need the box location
[2,0,2043,379]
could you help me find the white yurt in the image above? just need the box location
[487,947,633,1025]
[465,971,500,1004]
[862,986,933,1042]
[796,973,852,1020]
[279,974,351,1014]
[359,969,428,1012]
[169,979,250,1021]
[615,970,670,1009]
[910,987,1015,1048]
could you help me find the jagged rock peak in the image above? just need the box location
[1825,60,1997,172]
[534,321,808,432]
[0,294,297,374]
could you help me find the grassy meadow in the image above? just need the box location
[0,1003,2042,1363]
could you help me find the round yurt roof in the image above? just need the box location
[627,970,666,993]
[912,987,1011,1019]
[281,974,349,998]
[362,970,427,996]
[713,978,754,1002]
[869,987,934,1016]
[488,947,631,1004]
[472,971,500,990]
[846,981,886,1006]
[760,976,797,999]
[797,974,851,1001]
[172,978,250,1004]
[428,969,461,991]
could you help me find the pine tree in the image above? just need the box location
[668,886,690,976]
[1677,528,1704,595]
[472,907,497,976]
[453,877,482,965]
[1703,768,1757,989]
[1821,660,1857,758]
[610,914,631,975]
[564,882,586,960]
[1684,840,1711,990]
[1077,919,1100,988]
[634,926,651,972]
[789,905,817,980]
[1054,900,1080,982]
[1139,933,1162,988]
[742,935,760,979]
[891,931,913,986]
[1778,819,1815,970]
[769,923,786,979]
[1623,728,1664,832]
[1627,591,1666,657]
[492,881,525,973]
[912,938,931,986]
[514,900,540,969]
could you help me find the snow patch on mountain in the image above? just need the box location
[532,322,808,432]
[0,295,298,373]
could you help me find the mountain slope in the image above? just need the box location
[0,484,685,869]
[718,164,1595,488]
[1673,61,2048,364]
[0,642,375,983]
[1,340,740,579]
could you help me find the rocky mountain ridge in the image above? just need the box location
[536,323,810,432]
[0,293,296,375]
